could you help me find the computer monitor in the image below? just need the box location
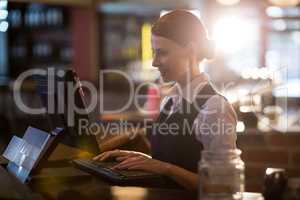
[3,126,64,182]
[34,69,100,155]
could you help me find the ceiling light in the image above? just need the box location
[216,0,240,6]
[269,0,300,7]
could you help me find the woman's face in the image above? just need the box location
[151,34,191,82]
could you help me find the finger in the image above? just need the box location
[111,158,138,169]
[112,161,138,170]
[112,157,136,168]
[111,151,146,161]
[100,149,121,161]
[99,153,112,161]
[101,149,133,161]
[115,155,132,162]
[93,150,141,162]
[92,152,108,161]
[127,163,147,171]
[115,152,138,161]
[93,149,119,161]
[114,158,145,170]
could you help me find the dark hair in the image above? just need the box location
[151,9,214,60]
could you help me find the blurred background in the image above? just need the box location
[0,0,300,192]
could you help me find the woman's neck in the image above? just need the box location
[176,64,201,89]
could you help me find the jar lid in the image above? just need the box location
[288,178,300,189]
[265,168,285,175]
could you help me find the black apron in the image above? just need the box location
[147,83,219,188]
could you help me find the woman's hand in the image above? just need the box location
[93,149,198,190]
[111,155,170,175]
[92,149,151,162]
[92,149,170,175]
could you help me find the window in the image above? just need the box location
[0,0,8,84]
[266,7,300,97]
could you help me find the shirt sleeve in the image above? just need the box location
[194,94,237,151]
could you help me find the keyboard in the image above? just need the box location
[72,158,161,183]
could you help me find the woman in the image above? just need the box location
[93,10,237,190]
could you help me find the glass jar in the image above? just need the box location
[263,168,287,200]
[198,149,245,200]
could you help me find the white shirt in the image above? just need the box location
[160,73,237,151]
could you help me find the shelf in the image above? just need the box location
[9,0,94,7]
[7,2,72,79]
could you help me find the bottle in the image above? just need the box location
[46,9,54,26]
[145,86,160,119]
[199,149,245,200]
[263,168,287,200]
